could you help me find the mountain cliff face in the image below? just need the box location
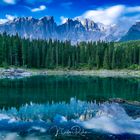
[0,16,127,43]
[121,22,140,41]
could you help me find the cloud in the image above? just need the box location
[6,14,16,20]
[60,16,68,24]
[0,14,16,24]
[77,5,140,25]
[126,6,140,13]
[2,0,52,5]
[31,5,46,12]
[77,5,124,25]
[3,0,16,4]
[0,19,8,24]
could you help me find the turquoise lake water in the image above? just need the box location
[0,76,140,140]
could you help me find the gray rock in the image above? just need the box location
[1,68,32,79]
[0,16,127,43]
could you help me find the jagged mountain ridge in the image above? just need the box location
[0,16,127,43]
[121,22,140,41]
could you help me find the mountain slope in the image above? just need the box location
[121,22,140,41]
[0,16,127,43]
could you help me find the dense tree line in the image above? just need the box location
[0,33,140,69]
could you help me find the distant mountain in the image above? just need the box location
[121,22,140,41]
[0,16,128,43]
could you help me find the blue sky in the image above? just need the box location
[0,0,140,25]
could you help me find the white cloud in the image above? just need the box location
[0,19,8,24]
[31,5,46,12]
[60,16,68,24]
[3,0,16,4]
[6,14,16,20]
[0,14,16,24]
[126,6,140,13]
[77,5,140,25]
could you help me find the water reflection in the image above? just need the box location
[0,98,139,140]
[0,76,140,108]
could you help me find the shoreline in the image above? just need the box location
[45,69,140,77]
[1,68,140,78]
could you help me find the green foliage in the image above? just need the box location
[128,64,140,70]
[0,33,140,70]
[1,62,9,69]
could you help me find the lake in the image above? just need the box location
[0,75,140,140]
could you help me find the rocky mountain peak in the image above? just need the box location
[120,21,140,41]
[0,16,129,43]
[40,16,54,22]
[136,21,140,25]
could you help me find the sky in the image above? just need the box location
[0,0,140,26]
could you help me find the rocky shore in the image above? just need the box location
[109,98,140,106]
[0,68,140,79]
[0,68,32,79]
